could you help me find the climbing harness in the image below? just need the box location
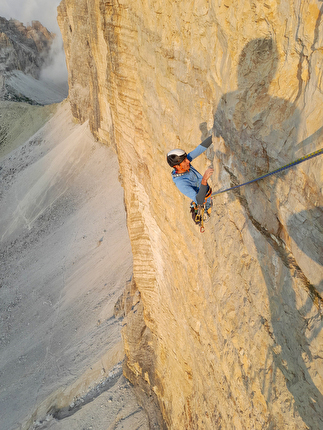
[190,188,213,233]
[211,147,323,198]
[190,203,208,233]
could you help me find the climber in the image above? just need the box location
[167,135,214,223]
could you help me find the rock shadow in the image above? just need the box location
[287,207,323,269]
[213,37,323,427]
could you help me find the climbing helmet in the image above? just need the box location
[167,149,188,167]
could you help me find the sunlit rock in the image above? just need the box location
[58,1,323,428]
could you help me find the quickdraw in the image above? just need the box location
[190,188,212,233]
[195,206,206,233]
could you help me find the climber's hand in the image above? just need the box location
[201,167,214,185]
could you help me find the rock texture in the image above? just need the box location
[58,1,323,428]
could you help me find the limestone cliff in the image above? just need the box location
[58,1,323,428]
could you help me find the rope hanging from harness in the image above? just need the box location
[211,147,323,198]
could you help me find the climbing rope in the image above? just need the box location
[211,147,323,198]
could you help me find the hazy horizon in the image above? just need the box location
[0,0,62,33]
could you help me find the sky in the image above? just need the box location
[0,0,62,33]
[0,0,68,87]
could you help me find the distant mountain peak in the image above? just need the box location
[0,16,68,105]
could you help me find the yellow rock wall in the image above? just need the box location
[58,1,323,428]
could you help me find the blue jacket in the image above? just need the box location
[171,137,212,204]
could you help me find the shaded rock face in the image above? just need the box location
[0,17,54,78]
[0,17,64,104]
[58,1,323,429]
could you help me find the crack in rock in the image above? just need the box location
[224,165,323,312]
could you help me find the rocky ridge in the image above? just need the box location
[58,1,323,429]
[0,17,53,77]
[0,17,67,104]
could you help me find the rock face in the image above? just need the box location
[58,1,323,429]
